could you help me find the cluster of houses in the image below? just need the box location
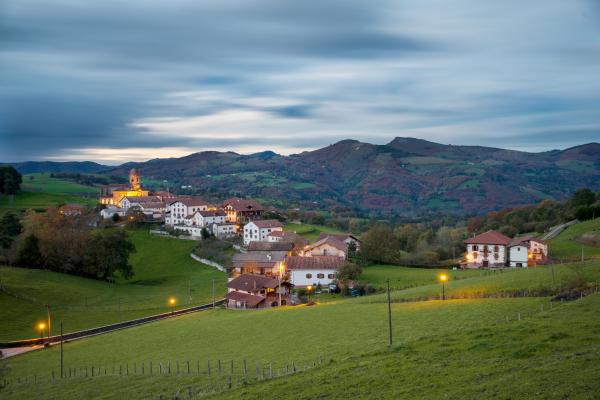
[226,230,359,309]
[461,230,548,268]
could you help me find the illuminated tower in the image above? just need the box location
[129,168,141,191]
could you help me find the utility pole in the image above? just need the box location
[387,279,393,347]
[60,322,64,378]
[212,278,215,309]
[46,305,51,342]
[188,280,192,304]
[582,245,584,262]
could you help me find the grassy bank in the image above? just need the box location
[550,218,600,260]
[0,230,227,341]
[284,223,346,241]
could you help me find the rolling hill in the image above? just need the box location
[6,138,600,217]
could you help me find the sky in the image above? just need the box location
[1,0,599,164]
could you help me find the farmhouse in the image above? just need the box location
[305,236,348,259]
[509,236,548,267]
[231,251,287,278]
[211,222,237,239]
[119,195,162,210]
[226,274,290,309]
[285,256,345,288]
[59,203,86,216]
[189,210,227,228]
[100,206,127,219]
[463,230,512,268]
[165,197,212,226]
[248,241,294,252]
[243,220,284,245]
[316,233,360,251]
[223,198,264,224]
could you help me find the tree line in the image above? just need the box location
[0,208,135,281]
[0,166,22,195]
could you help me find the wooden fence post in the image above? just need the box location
[187,360,190,374]
[269,363,273,379]
[150,361,153,376]
[218,360,222,374]
[207,360,211,376]
[243,359,247,379]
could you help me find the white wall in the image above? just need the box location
[465,244,507,267]
[290,269,337,287]
[307,244,346,258]
[509,245,528,267]
[243,222,283,245]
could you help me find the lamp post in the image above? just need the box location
[168,297,176,314]
[438,273,448,300]
[307,285,312,302]
[37,322,46,343]
[278,264,284,307]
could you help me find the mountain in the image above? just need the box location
[3,139,598,217]
[100,138,600,217]
[2,161,109,174]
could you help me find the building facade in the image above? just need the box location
[243,220,284,245]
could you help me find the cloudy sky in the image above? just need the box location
[1,0,599,164]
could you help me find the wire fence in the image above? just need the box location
[1,355,330,399]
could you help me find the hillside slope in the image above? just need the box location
[6,138,600,216]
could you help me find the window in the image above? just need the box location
[494,245,499,253]
[317,273,324,279]
[328,274,335,279]
[472,245,478,251]
[306,273,312,279]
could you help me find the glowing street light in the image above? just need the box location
[37,322,46,341]
[307,285,313,302]
[168,297,176,314]
[278,263,285,307]
[438,273,448,300]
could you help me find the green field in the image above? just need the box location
[284,223,346,241]
[0,230,227,341]
[550,218,600,260]
[1,260,599,399]
[0,173,99,211]
[359,264,480,290]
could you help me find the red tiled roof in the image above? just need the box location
[196,210,226,217]
[169,197,209,207]
[285,256,345,270]
[123,196,161,203]
[307,236,348,252]
[232,251,287,265]
[267,230,285,237]
[509,236,546,246]
[465,230,512,245]
[250,220,284,229]
[227,274,279,292]
[248,241,294,252]
[317,233,360,243]
[226,291,265,307]
[224,197,264,212]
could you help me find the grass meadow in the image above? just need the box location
[0,230,227,341]
[283,222,346,241]
[549,218,600,260]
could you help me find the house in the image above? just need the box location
[226,274,290,309]
[305,236,348,259]
[165,197,212,226]
[243,220,284,245]
[135,201,166,219]
[316,233,361,251]
[100,206,127,219]
[119,195,161,210]
[211,222,237,239]
[267,231,309,255]
[509,236,548,267]
[285,256,346,288]
[463,230,512,268]
[223,198,264,224]
[231,251,287,278]
[192,210,227,227]
[59,203,86,217]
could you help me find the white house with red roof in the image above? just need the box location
[508,236,548,267]
[285,256,346,287]
[243,220,284,245]
[463,230,512,268]
[305,236,348,259]
[165,197,212,226]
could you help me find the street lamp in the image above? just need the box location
[278,263,284,307]
[37,322,46,342]
[168,297,176,314]
[438,273,448,300]
[307,285,313,302]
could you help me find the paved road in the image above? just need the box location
[1,345,43,359]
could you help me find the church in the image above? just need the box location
[99,168,150,206]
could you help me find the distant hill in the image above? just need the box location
[2,161,109,174]
[4,138,599,217]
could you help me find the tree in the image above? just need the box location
[358,225,400,264]
[16,234,43,269]
[571,188,596,208]
[0,212,22,249]
[0,166,22,195]
[336,262,362,283]
[112,213,120,223]
[201,227,211,240]
[84,230,136,280]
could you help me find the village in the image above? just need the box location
[91,168,550,310]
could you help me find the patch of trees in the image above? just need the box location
[358,224,465,266]
[49,172,118,186]
[468,188,600,236]
[193,238,233,267]
[13,208,135,281]
[0,166,22,195]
